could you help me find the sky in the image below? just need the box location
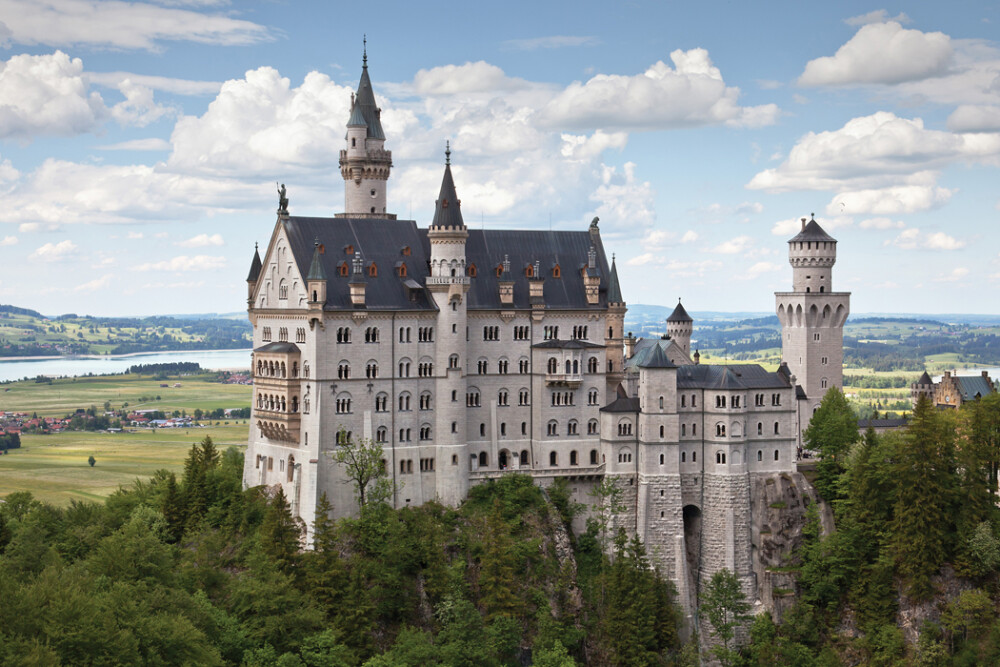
[0,1,998,317]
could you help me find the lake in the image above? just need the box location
[0,348,252,383]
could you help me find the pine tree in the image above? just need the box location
[892,396,955,600]
[477,499,521,620]
[161,472,185,542]
[259,488,302,572]
[804,387,859,502]
[702,568,751,667]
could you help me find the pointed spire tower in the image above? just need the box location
[339,38,393,218]
[666,298,693,355]
[246,242,262,307]
[605,253,627,388]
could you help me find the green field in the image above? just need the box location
[0,373,252,417]
[0,426,248,505]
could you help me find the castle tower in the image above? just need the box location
[605,255,626,392]
[775,216,850,415]
[666,299,693,356]
[425,144,470,505]
[910,371,935,407]
[339,44,393,217]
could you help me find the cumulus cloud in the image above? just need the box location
[29,239,77,260]
[934,267,970,282]
[177,233,224,247]
[110,79,172,127]
[681,230,698,243]
[88,71,221,96]
[410,61,534,96]
[586,162,656,237]
[888,227,965,250]
[0,51,107,139]
[859,217,905,230]
[0,235,17,246]
[709,235,754,254]
[799,22,952,86]
[844,10,910,27]
[826,181,955,215]
[771,216,853,236]
[538,49,779,130]
[501,35,600,51]
[131,255,226,272]
[947,105,1000,133]
[742,261,782,280]
[1,0,271,51]
[560,130,628,160]
[74,274,113,291]
[748,112,1000,194]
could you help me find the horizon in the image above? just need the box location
[0,2,997,316]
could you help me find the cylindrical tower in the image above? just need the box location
[787,217,837,293]
[339,49,393,217]
[666,299,693,356]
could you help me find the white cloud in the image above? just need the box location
[771,216,853,236]
[799,22,952,86]
[748,112,1000,193]
[538,48,779,131]
[560,130,628,160]
[97,138,172,151]
[74,274,112,292]
[709,235,754,255]
[0,0,271,51]
[131,255,226,272]
[934,267,970,282]
[501,35,600,51]
[826,181,954,215]
[127,231,144,239]
[110,79,172,127]
[947,105,1000,133]
[742,261,782,280]
[0,235,17,246]
[844,10,910,27]
[587,162,656,236]
[88,71,221,96]
[859,217,905,230]
[411,61,533,96]
[0,51,107,139]
[18,222,60,233]
[177,233,224,247]
[681,230,698,243]
[29,239,76,260]
[888,227,965,250]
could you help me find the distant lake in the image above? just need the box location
[0,349,252,383]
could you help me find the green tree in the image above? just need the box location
[329,429,392,511]
[259,488,302,572]
[701,568,751,667]
[88,455,96,467]
[588,477,626,560]
[477,499,521,620]
[804,386,859,502]
[161,472,185,541]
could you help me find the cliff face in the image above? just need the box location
[750,471,825,622]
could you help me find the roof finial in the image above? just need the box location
[363,34,367,67]
[810,212,815,220]
[254,242,258,251]
[445,140,451,166]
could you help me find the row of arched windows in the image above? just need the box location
[256,359,298,379]
[256,392,298,413]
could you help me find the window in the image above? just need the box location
[588,388,599,405]
[468,264,477,277]
[547,358,558,374]
[521,422,527,435]
[449,354,460,369]
[821,378,828,389]
[418,327,434,342]
[755,393,764,406]
[278,327,288,342]
[338,361,351,379]
[398,429,412,442]
[544,325,559,340]
[659,425,664,438]
[498,389,509,406]
[480,423,486,437]
[513,326,529,340]
[499,422,506,437]
[376,427,387,443]
[368,262,378,277]
[774,422,780,435]
[497,358,509,374]
[716,423,726,437]
[757,422,763,436]
[617,420,633,436]
[588,419,598,435]
[398,393,411,411]
[375,393,388,412]
[553,265,561,278]
[659,453,664,465]
[570,450,578,465]
[400,459,412,473]
[547,420,558,436]
[774,449,780,461]
[518,389,529,406]
[681,424,686,436]
[716,451,726,464]
[617,449,632,463]
[477,359,488,374]
[365,361,378,378]
[420,458,434,471]
[659,396,664,410]
[692,424,697,436]
[279,280,288,299]
[466,390,481,407]
[771,393,781,406]
[681,395,686,407]
[549,451,558,466]
[419,392,432,410]
[398,360,411,377]
[813,333,820,341]
[757,450,762,462]
[691,394,697,407]
[716,395,727,408]
[419,425,431,441]
[338,262,349,277]
[821,356,828,365]
[587,357,598,373]
[483,326,500,341]
[733,396,740,408]
[590,449,598,464]
[296,328,306,343]
[418,362,434,377]
[262,327,271,342]
[364,327,379,343]
[336,395,352,414]
[567,420,578,435]
[337,327,352,344]
[519,358,530,374]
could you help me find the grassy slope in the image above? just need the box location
[0,312,204,354]
[0,373,252,417]
[0,426,248,505]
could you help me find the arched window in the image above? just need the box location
[479,452,488,467]
[590,449,598,464]
[659,453,664,465]
[570,450,578,465]
[398,393,411,411]
[520,449,530,467]
[659,425,664,438]
[588,419,598,435]
[547,420,558,436]
[617,448,632,463]
[681,395,686,407]
[774,449,780,461]
[757,450,762,462]
[376,427,387,443]
[588,357,598,373]
[375,393,388,412]
[757,422,763,436]
[549,451,558,466]
[774,421,780,435]
[547,358,558,374]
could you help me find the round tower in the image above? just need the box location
[666,299,693,355]
[787,216,837,293]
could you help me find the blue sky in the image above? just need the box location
[0,1,998,316]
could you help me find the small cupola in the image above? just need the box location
[306,239,327,309]
[246,242,262,304]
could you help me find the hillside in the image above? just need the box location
[0,305,251,357]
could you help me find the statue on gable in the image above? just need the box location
[277,182,289,215]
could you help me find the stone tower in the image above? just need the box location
[339,45,393,217]
[775,216,850,416]
[666,299,693,356]
[425,144,470,505]
[910,371,935,406]
[605,255,627,392]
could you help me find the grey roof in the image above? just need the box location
[789,217,836,244]
[667,300,692,323]
[307,241,326,281]
[247,244,262,282]
[607,257,623,303]
[638,344,676,369]
[353,62,385,140]
[279,216,615,312]
[625,338,687,369]
[916,371,933,386]
[601,384,640,413]
[955,375,995,401]
[347,101,367,127]
[431,163,465,229]
[858,418,909,429]
[254,342,300,354]
[533,339,605,349]
[675,364,792,390]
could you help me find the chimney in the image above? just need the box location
[624,332,636,359]
[529,259,544,302]
[349,251,366,307]
[693,349,700,365]
[498,254,514,305]
[801,217,807,231]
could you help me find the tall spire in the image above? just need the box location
[352,41,384,141]
[363,34,367,68]
[431,144,465,229]
[607,254,623,304]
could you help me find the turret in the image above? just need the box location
[306,239,326,310]
[605,254,626,386]
[666,299,693,355]
[787,215,837,293]
[339,42,393,217]
[246,243,262,306]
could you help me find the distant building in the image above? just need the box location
[932,370,995,409]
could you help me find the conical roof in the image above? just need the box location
[431,149,465,229]
[638,343,676,369]
[353,58,385,141]
[917,371,933,386]
[607,256,623,303]
[246,244,262,282]
[667,299,692,323]
[789,216,836,243]
[307,240,326,281]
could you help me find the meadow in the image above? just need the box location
[0,426,248,505]
[0,372,252,417]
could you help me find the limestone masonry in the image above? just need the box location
[242,53,850,626]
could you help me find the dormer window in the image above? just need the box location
[344,244,354,255]
[525,264,534,278]
[468,264,477,277]
[338,262,349,277]
[401,246,411,256]
[397,262,408,278]
[368,262,378,277]
[552,264,561,278]
[496,264,503,277]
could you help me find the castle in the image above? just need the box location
[242,53,850,623]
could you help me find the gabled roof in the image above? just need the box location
[789,217,836,243]
[607,256,623,303]
[675,364,792,390]
[638,344,676,369]
[601,384,640,413]
[246,244,262,282]
[254,342,300,354]
[625,338,692,369]
[353,58,385,141]
[431,156,465,229]
[667,300,692,323]
[954,375,995,401]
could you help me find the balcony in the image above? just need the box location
[425,276,470,286]
[545,372,582,388]
[255,409,301,444]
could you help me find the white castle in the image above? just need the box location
[242,52,850,623]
